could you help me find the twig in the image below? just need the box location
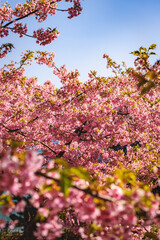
[2,123,57,154]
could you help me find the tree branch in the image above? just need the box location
[6,27,35,38]
[2,1,68,28]
[2,123,57,154]
[36,171,113,202]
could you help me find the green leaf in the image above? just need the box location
[42,183,53,191]
[115,168,137,185]
[0,43,14,51]
[60,171,72,197]
[132,71,144,80]
[46,167,57,173]
[144,232,159,240]
[141,81,155,95]
[70,167,91,181]
[139,47,147,52]
[35,213,46,222]
[137,78,148,88]
[10,139,24,148]
[130,51,139,56]
[149,52,156,55]
[0,194,12,206]
[148,44,157,50]
[145,71,157,81]
[55,158,70,168]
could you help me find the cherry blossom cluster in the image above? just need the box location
[11,22,27,38]
[0,150,159,239]
[0,41,160,238]
[67,0,83,19]
[1,1,159,238]
[33,27,59,45]
[0,150,43,229]
[33,1,58,22]
[0,2,12,22]
[0,0,83,54]
[35,51,55,67]
[0,26,9,38]
[0,52,159,182]
[0,43,14,59]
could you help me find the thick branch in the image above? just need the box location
[3,2,68,28]
[36,171,113,202]
[3,10,38,28]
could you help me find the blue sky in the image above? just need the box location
[1,0,160,88]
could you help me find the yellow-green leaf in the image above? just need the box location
[144,232,159,240]
[70,167,91,181]
[148,44,157,50]
[60,171,72,197]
